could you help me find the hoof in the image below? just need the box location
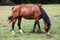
[32,31,35,33]
[19,30,24,34]
[12,30,15,35]
[46,34,50,38]
[46,32,51,38]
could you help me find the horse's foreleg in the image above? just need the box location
[33,21,36,33]
[37,21,41,33]
[35,17,41,33]
[17,17,24,34]
[12,18,17,35]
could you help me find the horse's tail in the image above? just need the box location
[8,16,13,23]
[8,7,14,23]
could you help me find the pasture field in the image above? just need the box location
[0,4,60,40]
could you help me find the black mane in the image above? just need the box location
[41,8,51,28]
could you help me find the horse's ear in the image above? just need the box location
[40,4,42,7]
[12,7,14,10]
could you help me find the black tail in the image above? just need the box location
[41,8,51,28]
[8,7,14,23]
[8,16,13,23]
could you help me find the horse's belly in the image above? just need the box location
[22,12,34,19]
[21,9,34,19]
[22,15,34,19]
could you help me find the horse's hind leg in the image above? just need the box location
[17,16,24,34]
[12,18,17,35]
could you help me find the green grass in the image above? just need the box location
[0,4,60,40]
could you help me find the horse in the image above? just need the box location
[8,4,51,36]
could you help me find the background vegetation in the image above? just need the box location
[11,0,60,4]
[0,0,60,5]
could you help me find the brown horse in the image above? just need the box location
[8,4,51,36]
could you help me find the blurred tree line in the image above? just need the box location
[0,0,60,5]
[11,0,60,4]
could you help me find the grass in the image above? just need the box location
[0,4,60,40]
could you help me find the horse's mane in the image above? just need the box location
[41,8,51,27]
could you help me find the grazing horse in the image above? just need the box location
[8,4,51,36]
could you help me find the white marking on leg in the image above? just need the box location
[19,29,24,34]
[12,30,15,35]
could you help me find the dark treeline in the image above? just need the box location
[11,0,60,4]
[0,0,60,5]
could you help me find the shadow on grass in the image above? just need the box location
[30,30,45,34]
[16,30,45,34]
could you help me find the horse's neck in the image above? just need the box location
[43,16,50,25]
[41,11,50,24]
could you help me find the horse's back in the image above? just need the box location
[20,5,41,19]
